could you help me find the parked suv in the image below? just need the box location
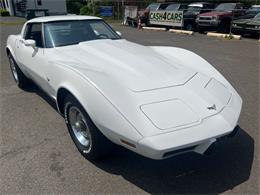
[138,3,170,25]
[196,3,246,33]
[183,2,216,31]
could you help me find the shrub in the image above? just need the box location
[0,9,10,16]
[66,0,83,14]
[80,3,93,16]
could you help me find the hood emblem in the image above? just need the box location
[207,104,216,110]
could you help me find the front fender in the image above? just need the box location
[151,46,242,109]
[55,69,143,147]
[6,35,19,60]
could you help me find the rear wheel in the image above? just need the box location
[8,54,30,89]
[64,95,113,160]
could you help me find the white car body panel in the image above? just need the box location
[6,16,242,159]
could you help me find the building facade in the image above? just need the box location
[0,0,67,17]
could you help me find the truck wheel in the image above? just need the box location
[64,94,113,160]
[217,20,230,33]
[8,54,30,89]
[197,25,204,33]
[185,23,194,31]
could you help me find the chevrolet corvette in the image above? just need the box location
[6,16,242,160]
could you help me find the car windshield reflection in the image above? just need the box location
[44,20,121,48]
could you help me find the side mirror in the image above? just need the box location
[116,31,122,37]
[24,39,36,48]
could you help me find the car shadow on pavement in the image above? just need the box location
[23,84,58,112]
[92,127,254,194]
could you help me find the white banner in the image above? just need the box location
[149,11,183,27]
[124,6,138,19]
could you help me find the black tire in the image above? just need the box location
[185,23,194,31]
[64,94,113,160]
[217,20,230,33]
[8,54,30,89]
[197,25,205,33]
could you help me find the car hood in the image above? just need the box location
[233,18,251,24]
[54,39,197,92]
[234,18,260,25]
[248,18,260,25]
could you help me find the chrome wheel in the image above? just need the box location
[9,57,19,83]
[68,106,92,151]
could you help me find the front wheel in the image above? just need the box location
[64,95,113,160]
[217,20,230,33]
[185,23,194,31]
[8,54,30,89]
[197,25,205,33]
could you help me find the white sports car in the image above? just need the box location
[6,16,242,160]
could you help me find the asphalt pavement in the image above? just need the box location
[0,17,259,194]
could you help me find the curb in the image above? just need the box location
[169,29,194,35]
[142,27,167,31]
[207,32,241,40]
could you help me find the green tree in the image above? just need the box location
[80,4,92,15]
[66,0,84,14]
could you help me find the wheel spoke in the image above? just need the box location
[68,106,92,149]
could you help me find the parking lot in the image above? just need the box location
[0,17,259,194]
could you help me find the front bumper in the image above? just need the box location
[197,20,220,27]
[136,91,242,160]
[232,26,260,35]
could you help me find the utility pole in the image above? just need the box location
[91,0,95,15]
[122,0,124,20]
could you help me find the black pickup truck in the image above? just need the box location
[183,2,216,31]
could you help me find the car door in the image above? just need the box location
[16,23,52,95]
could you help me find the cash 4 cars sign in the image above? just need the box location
[149,11,183,27]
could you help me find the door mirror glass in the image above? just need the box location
[24,39,36,47]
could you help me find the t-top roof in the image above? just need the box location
[27,15,102,23]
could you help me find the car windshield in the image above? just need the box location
[146,3,159,11]
[44,20,121,48]
[187,6,202,12]
[166,4,180,11]
[247,7,260,14]
[215,3,236,12]
[254,13,260,19]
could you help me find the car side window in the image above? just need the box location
[179,5,187,11]
[24,23,43,48]
[159,4,169,10]
[203,4,213,12]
